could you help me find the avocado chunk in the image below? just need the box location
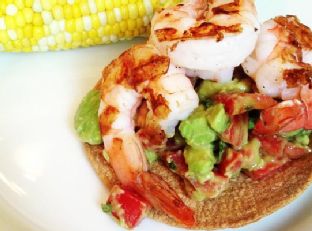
[184,145,216,183]
[74,89,102,145]
[197,79,251,101]
[241,138,264,171]
[144,149,158,165]
[179,105,217,148]
[206,103,230,133]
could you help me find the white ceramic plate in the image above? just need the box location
[0,1,312,230]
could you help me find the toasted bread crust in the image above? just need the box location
[84,143,312,229]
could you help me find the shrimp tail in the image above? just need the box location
[136,172,196,227]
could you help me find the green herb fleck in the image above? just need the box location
[168,161,177,170]
[101,203,112,213]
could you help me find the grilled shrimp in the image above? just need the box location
[98,44,198,226]
[149,0,259,82]
[243,16,312,100]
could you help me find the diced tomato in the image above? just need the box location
[218,149,243,178]
[253,100,306,135]
[105,185,148,229]
[255,135,286,158]
[284,142,311,159]
[162,150,188,175]
[246,162,285,180]
[214,93,277,115]
[300,85,312,129]
[221,113,249,148]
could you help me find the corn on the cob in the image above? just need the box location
[0,0,179,52]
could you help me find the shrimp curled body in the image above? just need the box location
[98,44,198,226]
[150,0,260,82]
[243,15,312,100]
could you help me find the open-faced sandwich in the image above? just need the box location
[74,0,312,229]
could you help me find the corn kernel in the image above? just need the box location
[16,28,23,38]
[15,0,24,9]
[24,0,33,8]
[121,0,129,5]
[105,0,114,11]
[80,3,90,16]
[0,31,9,43]
[143,0,153,14]
[88,28,97,38]
[97,27,104,36]
[88,0,97,14]
[33,13,43,26]
[56,33,65,44]
[15,11,25,27]
[0,17,5,30]
[95,0,105,12]
[138,2,146,17]
[24,24,33,38]
[43,25,50,35]
[33,26,44,39]
[136,18,143,29]
[119,21,127,32]
[30,37,37,45]
[65,19,75,32]
[127,19,136,31]
[6,4,18,16]
[33,0,43,13]
[112,23,120,35]
[106,11,115,24]
[23,7,33,23]
[98,12,107,25]
[42,11,53,24]
[128,3,138,19]
[72,4,81,18]
[5,16,15,29]
[41,0,52,10]
[90,14,100,28]
[57,0,67,5]
[113,0,121,8]
[72,31,81,42]
[75,17,83,31]
[82,16,91,31]
[52,5,64,20]
[120,6,128,20]
[21,38,31,48]
[113,8,122,22]
[4,40,14,51]
[64,5,73,19]
[103,25,112,35]
[7,29,17,40]
[13,40,22,50]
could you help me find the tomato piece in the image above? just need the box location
[221,113,249,148]
[214,93,277,115]
[255,135,286,158]
[162,150,188,175]
[284,142,312,159]
[105,185,148,229]
[246,162,285,180]
[300,86,312,129]
[218,149,243,178]
[253,100,306,135]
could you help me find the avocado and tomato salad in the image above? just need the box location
[75,74,312,202]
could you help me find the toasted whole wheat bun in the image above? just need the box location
[84,143,312,229]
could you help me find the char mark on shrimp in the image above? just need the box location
[212,0,241,15]
[99,106,119,135]
[155,22,242,42]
